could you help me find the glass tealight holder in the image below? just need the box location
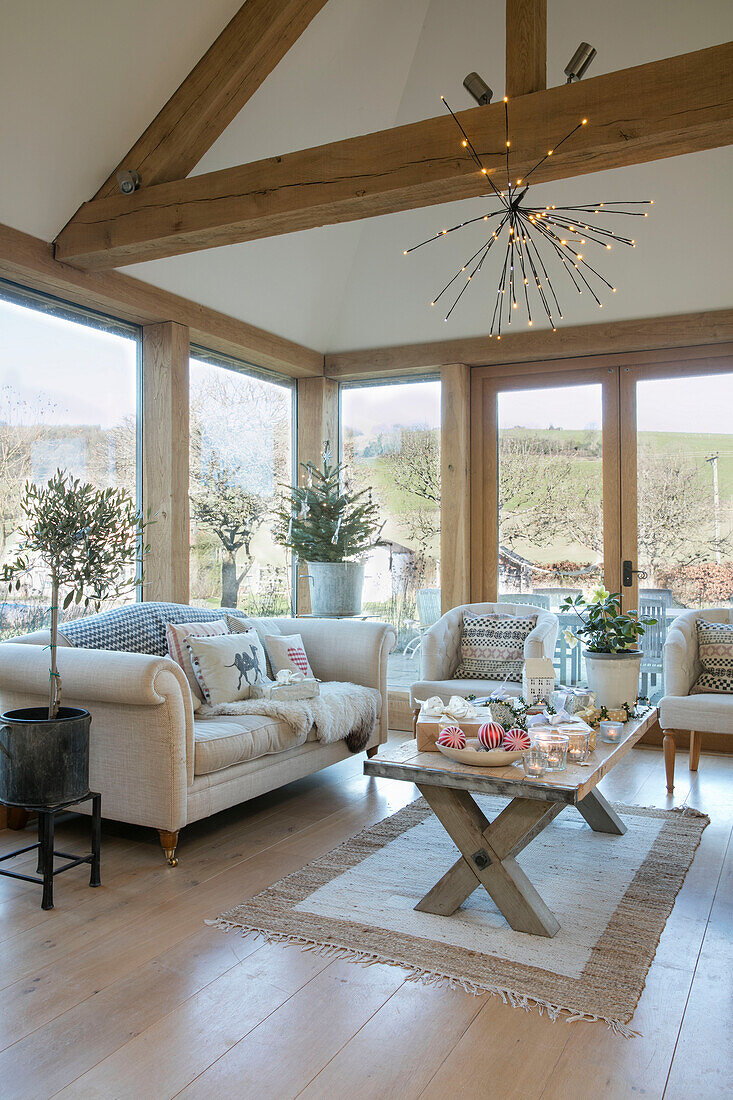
[599,719,624,744]
[533,733,569,771]
[566,729,590,764]
[522,747,549,779]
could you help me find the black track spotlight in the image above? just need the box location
[463,72,493,106]
[564,42,597,83]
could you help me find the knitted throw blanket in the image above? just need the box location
[198,681,380,753]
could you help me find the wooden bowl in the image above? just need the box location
[436,737,523,767]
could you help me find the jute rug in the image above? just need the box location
[209,796,708,1036]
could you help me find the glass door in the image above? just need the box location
[471,366,622,686]
[622,363,733,701]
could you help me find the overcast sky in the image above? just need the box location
[0,298,137,428]
[1,297,730,438]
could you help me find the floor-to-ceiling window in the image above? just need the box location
[340,378,441,690]
[0,285,140,639]
[189,349,294,614]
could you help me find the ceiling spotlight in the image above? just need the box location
[463,72,493,106]
[116,169,142,195]
[564,42,596,83]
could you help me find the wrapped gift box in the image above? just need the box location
[416,710,486,752]
[551,688,595,714]
[250,678,320,702]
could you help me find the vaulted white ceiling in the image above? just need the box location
[2,0,731,353]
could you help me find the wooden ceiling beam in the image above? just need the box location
[506,0,546,97]
[323,309,733,377]
[86,0,330,202]
[0,222,323,377]
[54,43,733,270]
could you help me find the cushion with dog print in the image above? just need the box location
[264,633,314,679]
[166,618,230,712]
[186,630,268,705]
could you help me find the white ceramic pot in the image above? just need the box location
[584,651,642,709]
[307,561,364,617]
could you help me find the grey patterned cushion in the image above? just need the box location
[453,610,537,682]
[691,618,733,694]
[60,602,250,656]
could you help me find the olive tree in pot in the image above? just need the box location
[562,587,657,709]
[274,444,382,616]
[0,471,148,806]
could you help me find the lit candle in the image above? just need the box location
[522,747,548,778]
[566,730,590,764]
[600,720,624,744]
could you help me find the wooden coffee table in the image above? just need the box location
[364,709,657,938]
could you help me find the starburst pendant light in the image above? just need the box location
[403,97,653,337]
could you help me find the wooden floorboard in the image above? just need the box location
[0,737,728,1099]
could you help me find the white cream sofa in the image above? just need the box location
[408,602,559,725]
[0,607,395,864]
[659,607,733,791]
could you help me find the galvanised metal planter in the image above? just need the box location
[307,561,365,617]
[0,707,91,806]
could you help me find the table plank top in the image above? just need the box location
[365,709,658,805]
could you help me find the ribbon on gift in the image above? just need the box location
[417,695,480,720]
[275,668,306,685]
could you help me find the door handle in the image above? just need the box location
[622,560,648,587]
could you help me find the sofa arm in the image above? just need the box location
[278,619,395,690]
[524,612,559,660]
[0,644,194,831]
[421,608,463,680]
[663,627,696,698]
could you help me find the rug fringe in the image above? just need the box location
[668,805,710,820]
[204,918,641,1038]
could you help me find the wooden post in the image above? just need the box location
[441,364,471,613]
[505,0,547,98]
[142,322,190,603]
[295,377,339,613]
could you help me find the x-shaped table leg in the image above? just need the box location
[415,785,564,937]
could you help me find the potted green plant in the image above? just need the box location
[274,443,383,616]
[561,586,656,708]
[0,471,149,806]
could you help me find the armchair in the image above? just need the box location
[409,602,559,730]
[659,607,733,791]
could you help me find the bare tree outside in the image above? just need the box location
[188,360,292,611]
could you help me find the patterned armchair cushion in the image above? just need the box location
[691,618,733,694]
[453,610,537,682]
[59,602,249,655]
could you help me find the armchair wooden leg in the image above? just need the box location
[412,707,420,738]
[366,746,378,759]
[158,830,179,867]
[663,731,676,792]
[689,730,701,773]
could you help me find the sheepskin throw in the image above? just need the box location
[198,681,379,753]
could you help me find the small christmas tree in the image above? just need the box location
[274,443,383,563]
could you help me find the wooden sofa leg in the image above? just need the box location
[158,830,179,867]
[366,746,378,759]
[412,707,420,738]
[663,731,676,793]
[689,730,701,773]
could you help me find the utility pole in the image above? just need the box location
[706,452,721,565]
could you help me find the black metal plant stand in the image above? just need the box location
[0,792,101,909]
